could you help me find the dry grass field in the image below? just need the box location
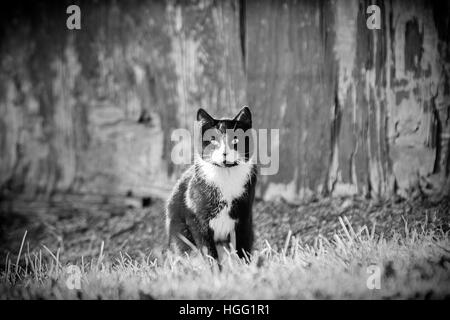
[1,196,449,299]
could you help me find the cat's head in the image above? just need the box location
[196,106,254,168]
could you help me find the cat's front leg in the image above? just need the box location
[185,213,218,260]
[195,227,219,260]
[204,228,219,260]
[235,215,253,261]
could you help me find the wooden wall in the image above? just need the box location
[0,0,449,202]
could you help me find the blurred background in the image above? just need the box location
[0,0,449,259]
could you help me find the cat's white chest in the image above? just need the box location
[209,204,235,241]
[197,159,253,203]
[196,158,253,241]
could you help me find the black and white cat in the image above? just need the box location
[165,106,257,261]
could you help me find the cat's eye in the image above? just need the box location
[231,137,239,145]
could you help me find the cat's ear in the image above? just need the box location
[233,106,252,126]
[197,108,214,124]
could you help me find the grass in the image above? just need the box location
[1,216,450,299]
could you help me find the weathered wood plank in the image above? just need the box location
[0,0,449,202]
[246,0,336,201]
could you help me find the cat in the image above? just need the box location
[165,106,257,261]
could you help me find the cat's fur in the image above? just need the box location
[165,107,257,260]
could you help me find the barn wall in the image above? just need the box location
[0,0,449,202]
